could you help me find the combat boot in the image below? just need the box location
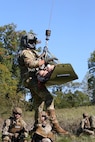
[47,109,69,135]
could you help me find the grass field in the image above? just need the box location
[1,105,95,142]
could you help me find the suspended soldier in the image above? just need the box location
[18,32,68,135]
[2,107,28,142]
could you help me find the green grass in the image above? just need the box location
[1,105,95,142]
[55,135,95,142]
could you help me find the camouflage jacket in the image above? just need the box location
[2,116,28,137]
[18,49,40,76]
[80,117,91,129]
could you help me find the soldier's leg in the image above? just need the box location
[31,83,69,135]
[33,95,45,124]
[29,92,46,135]
[32,133,44,142]
[42,87,68,135]
[28,78,45,125]
[2,135,11,142]
[29,79,68,135]
[47,103,68,134]
[18,136,28,142]
[83,129,94,135]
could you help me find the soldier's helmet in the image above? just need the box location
[12,107,22,115]
[83,112,88,118]
[20,33,41,49]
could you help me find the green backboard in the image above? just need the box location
[46,63,78,86]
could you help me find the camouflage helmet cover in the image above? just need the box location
[13,107,22,114]
[83,112,88,117]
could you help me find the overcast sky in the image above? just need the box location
[0,0,95,82]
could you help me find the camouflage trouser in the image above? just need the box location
[25,75,54,124]
[77,127,94,136]
[2,135,11,142]
[2,135,27,142]
[83,129,94,135]
[32,133,52,142]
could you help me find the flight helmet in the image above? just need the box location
[20,33,41,49]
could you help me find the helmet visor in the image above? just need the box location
[28,39,36,44]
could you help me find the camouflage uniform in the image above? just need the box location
[2,107,28,142]
[18,33,68,135]
[77,113,94,136]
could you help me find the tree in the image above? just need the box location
[0,23,43,112]
[88,50,95,103]
[0,23,28,110]
[53,82,90,108]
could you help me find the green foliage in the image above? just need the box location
[88,50,95,103]
[56,135,95,142]
[0,23,27,109]
[54,90,90,108]
[0,63,16,94]
[88,51,95,67]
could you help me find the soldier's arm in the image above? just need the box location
[22,50,45,69]
[80,119,85,129]
[23,121,28,131]
[2,119,12,136]
[21,120,28,138]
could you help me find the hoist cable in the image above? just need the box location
[48,0,55,30]
[45,0,54,46]
[44,0,60,64]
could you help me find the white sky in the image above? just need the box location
[0,0,95,82]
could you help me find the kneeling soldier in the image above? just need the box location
[77,113,94,136]
[31,111,55,142]
[2,107,28,142]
